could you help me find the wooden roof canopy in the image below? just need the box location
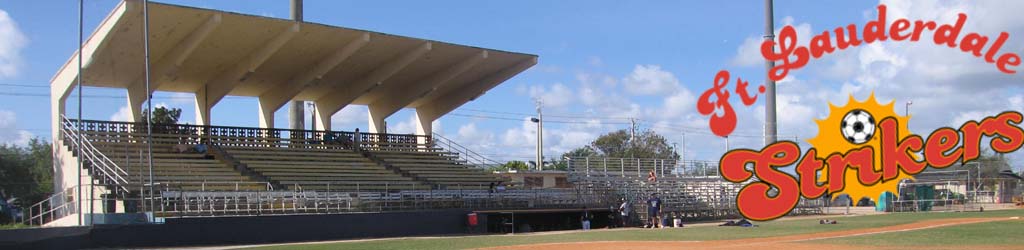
[51,0,537,133]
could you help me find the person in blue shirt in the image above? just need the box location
[646,193,662,228]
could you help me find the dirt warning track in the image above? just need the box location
[481,217,1020,250]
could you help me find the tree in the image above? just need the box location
[546,156,569,171]
[685,161,714,176]
[0,138,53,209]
[976,152,1012,190]
[487,160,530,172]
[561,146,598,159]
[141,106,182,125]
[565,129,680,160]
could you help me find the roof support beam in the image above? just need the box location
[124,13,222,122]
[257,32,370,128]
[186,23,299,128]
[366,50,488,133]
[415,57,537,133]
[314,42,432,131]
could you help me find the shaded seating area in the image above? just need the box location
[369,149,505,189]
[79,130,269,192]
[222,146,426,191]
[71,119,505,193]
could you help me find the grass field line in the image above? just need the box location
[482,216,1021,250]
[720,217,1018,248]
[786,217,1017,243]
[205,214,857,250]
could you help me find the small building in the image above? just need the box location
[498,171,572,189]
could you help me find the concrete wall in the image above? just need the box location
[3,209,472,249]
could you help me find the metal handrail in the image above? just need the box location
[432,132,503,169]
[69,118,431,149]
[22,186,79,226]
[62,116,131,193]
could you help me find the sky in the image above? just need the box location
[0,0,1022,171]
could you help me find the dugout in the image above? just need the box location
[471,208,614,234]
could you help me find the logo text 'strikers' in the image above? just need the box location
[720,111,1024,221]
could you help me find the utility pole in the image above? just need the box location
[763,0,778,146]
[288,0,305,132]
[681,133,686,160]
[629,118,637,160]
[76,0,84,225]
[630,118,636,142]
[681,133,686,176]
[672,142,678,175]
[532,99,544,171]
[724,136,730,152]
[142,0,157,221]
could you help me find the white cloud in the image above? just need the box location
[110,103,171,122]
[390,114,418,134]
[587,56,604,67]
[110,105,133,122]
[0,110,33,146]
[658,89,696,119]
[0,9,27,78]
[498,117,601,161]
[621,65,680,95]
[529,83,574,108]
[388,113,441,135]
[169,92,194,105]
[330,105,367,131]
[731,16,812,67]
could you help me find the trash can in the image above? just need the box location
[467,212,479,226]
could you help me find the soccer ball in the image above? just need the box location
[840,109,875,144]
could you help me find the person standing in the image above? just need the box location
[353,128,361,149]
[618,198,632,227]
[580,207,592,230]
[646,193,662,228]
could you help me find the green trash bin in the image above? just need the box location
[915,185,935,211]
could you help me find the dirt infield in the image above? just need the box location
[482,217,1020,250]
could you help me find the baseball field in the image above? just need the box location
[238,209,1024,250]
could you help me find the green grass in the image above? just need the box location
[244,209,1024,250]
[0,223,31,230]
[818,217,1024,246]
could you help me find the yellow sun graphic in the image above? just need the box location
[807,92,914,202]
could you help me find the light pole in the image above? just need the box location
[672,142,678,175]
[906,100,912,131]
[763,0,778,146]
[905,101,912,116]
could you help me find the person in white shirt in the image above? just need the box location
[618,198,631,227]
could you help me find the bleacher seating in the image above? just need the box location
[71,120,506,194]
[222,146,426,191]
[568,157,746,221]
[368,148,505,188]
[80,131,267,191]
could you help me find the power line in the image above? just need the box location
[0,91,245,100]
[0,83,50,88]
[457,107,633,120]
[448,112,632,125]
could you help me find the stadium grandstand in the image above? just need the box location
[27,0,818,237]
[37,0,560,226]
